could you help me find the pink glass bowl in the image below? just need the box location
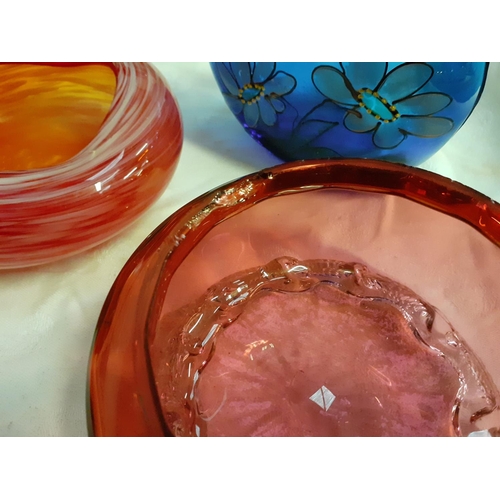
[89,159,500,437]
[0,62,182,269]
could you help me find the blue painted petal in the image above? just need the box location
[230,62,252,87]
[253,62,275,83]
[396,93,452,116]
[312,66,357,106]
[243,102,260,128]
[377,63,433,102]
[270,98,285,113]
[217,63,239,96]
[397,116,454,137]
[341,62,387,92]
[224,94,244,115]
[258,98,277,126]
[344,109,379,132]
[373,122,405,149]
[265,71,296,96]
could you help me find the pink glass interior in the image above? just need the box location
[154,190,500,437]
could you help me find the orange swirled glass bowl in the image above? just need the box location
[0,62,182,269]
[90,159,500,437]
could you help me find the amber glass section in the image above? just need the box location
[0,63,116,171]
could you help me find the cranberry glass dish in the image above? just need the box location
[0,63,182,269]
[90,159,500,437]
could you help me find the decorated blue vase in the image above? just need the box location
[210,62,488,165]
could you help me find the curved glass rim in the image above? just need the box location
[0,62,183,268]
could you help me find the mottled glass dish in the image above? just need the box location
[89,159,500,437]
[211,62,488,166]
[0,62,182,269]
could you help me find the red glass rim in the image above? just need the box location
[0,62,183,268]
[89,158,500,437]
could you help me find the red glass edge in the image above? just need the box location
[88,158,500,437]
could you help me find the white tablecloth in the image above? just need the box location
[1,62,499,436]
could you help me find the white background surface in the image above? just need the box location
[1,62,500,436]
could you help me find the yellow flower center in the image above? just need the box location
[238,83,265,105]
[357,88,401,123]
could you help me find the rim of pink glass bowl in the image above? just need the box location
[88,158,500,437]
[0,62,183,269]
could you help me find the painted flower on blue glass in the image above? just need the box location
[312,63,454,149]
[215,63,296,128]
